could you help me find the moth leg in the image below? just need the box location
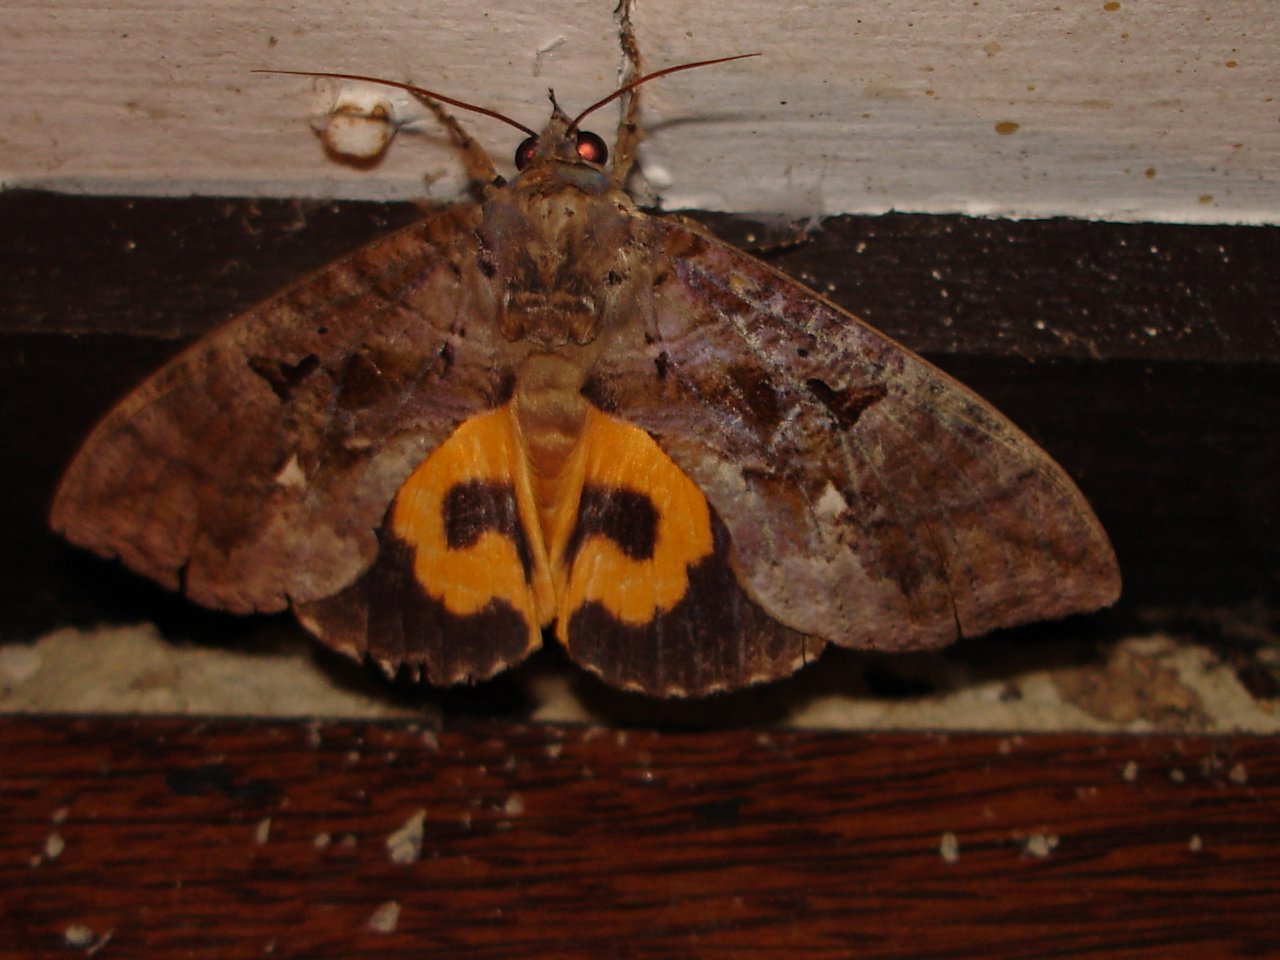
[610,0,645,184]
[410,94,504,200]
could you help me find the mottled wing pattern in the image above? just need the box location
[588,216,1121,654]
[51,204,505,616]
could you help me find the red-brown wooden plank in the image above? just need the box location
[1,717,1275,959]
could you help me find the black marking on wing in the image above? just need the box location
[248,354,320,401]
[565,512,820,696]
[443,480,533,582]
[564,485,659,566]
[299,528,534,686]
[579,375,618,412]
[805,378,888,430]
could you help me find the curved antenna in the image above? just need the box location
[253,69,538,136]
[569,53,760,131]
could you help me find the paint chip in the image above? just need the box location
[1023,833,1059,858]
[63,925,112,954]
[939,831,960,863]
[367,900,401,934]
[386,809,426,864]
[316,92,398,163]
[44,832,65,861]
[64,925,95,947]
[254,817,272,845]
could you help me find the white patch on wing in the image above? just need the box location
[815,482,847,520]
[273,454,306,489]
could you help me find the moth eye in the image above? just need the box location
[575,130,608,165]
[514,135,539,170]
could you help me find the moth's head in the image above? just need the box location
[501,53,759,179]
[513,95,609,173]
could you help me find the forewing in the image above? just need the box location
[590,217,1120,651]
[51,204,506,615]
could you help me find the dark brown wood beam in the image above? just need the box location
[2,190,1277,638]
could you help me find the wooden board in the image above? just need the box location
[1,717,1275,958]
[3,0,1278,223]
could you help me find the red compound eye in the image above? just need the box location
[575,130,608,165]
[514,135,538,170]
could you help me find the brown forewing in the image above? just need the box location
[50,203,507,615]
[588,215,1121,652]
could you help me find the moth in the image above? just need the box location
[51,53,1120,697]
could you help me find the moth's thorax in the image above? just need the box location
[477,158,651,350]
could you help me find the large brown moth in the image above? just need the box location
[51,52,1120,698]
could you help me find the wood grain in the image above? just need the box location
[1,717,1275,958]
